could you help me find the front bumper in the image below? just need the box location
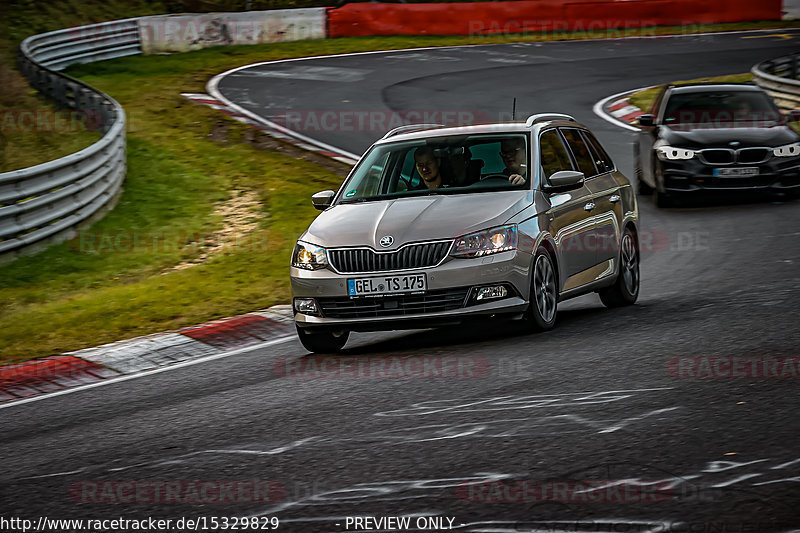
[291,249,532,331]
[660,156,800,193]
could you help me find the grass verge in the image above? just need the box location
[2,20,800,364]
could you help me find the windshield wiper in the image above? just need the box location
[339,193,398,204]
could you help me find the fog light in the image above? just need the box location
[476,285,508,301]
[294,298,320,316]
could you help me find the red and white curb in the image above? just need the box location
[0,305,294,403]
[593,86,652,132]
[181,92,359,166]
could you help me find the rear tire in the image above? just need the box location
[296,326,349,353]
[599,227,640,308]
[524,248,558,331]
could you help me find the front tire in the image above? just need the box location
[296,326,349,353]
[599,228,640,308]
[524,249,558,331]
[653,161,674,208]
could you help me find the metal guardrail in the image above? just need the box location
[752,53,800,111]
[0,19,142,261]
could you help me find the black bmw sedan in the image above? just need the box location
[634,83,800,207]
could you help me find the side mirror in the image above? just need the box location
[638,114,654,127]
[311,190,335,210]
[544,170,585,193]
[788,110,800,123]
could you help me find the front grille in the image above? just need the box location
[699,149,734,164]
[329,241,452,273]
[318,287,469,319]
[737,148,770,164]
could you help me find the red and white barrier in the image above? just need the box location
[327,0,782,38]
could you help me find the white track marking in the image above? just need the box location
[593,87,651,132]
[0,336,295,411]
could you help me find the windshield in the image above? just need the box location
[662,90,781,126]
[337,133,529,203]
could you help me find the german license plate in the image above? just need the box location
[347,274,426,296]
[713,167,759,177]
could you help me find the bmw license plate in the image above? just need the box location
[713,167,759,177]
[348,274,426,296]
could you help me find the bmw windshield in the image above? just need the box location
[337,134,530,204]
[662,90,781,127]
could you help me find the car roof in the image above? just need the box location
[667,83,762,95]
[374,119,586,145]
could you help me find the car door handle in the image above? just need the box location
[609,194,621,203]
[584,201,595,211]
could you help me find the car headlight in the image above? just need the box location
[292,241,328,270]
[773,142,800,157]
[451,225,517,258]
[656,145,696,161]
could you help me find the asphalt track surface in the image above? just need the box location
[3,31,800,533]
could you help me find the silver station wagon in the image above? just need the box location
[290,114,640,353]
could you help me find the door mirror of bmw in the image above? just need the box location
[638,114,654,127]
[788,110,800,123]
[544,170,585,193]
[311,190,336,210]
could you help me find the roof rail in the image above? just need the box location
[525,113,576,127]
[382,123,444,139]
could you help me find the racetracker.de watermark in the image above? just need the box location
[465,20,716,39]
[69,480,286,504]
[68,231,270,254]
[275,109,492,133]
[456,479,673,503]
[667,356,800,379]
[0,110,104,133]
[273,355,490,379]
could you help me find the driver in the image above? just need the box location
[414,146,443,189]
[499,137,527,185]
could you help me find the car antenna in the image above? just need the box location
[512,98,516,120]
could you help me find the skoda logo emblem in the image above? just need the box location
[380,236,394,248]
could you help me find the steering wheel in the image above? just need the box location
[479,173,511,182]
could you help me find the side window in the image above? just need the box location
[581,131,615,174]
[562,128,598,178]
[538,129,574,180]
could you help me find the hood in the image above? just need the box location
[302,191,531,249]
[660,123,799,148]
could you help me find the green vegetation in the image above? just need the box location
[1,1,799,363]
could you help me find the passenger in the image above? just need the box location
[449,146,481,187]
[414,146,443,190]
[500,137,527,185]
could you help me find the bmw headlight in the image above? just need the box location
[292,241,328,270]
[656,145,696,161]
[451,225,517,258]
[773,142,800,157]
